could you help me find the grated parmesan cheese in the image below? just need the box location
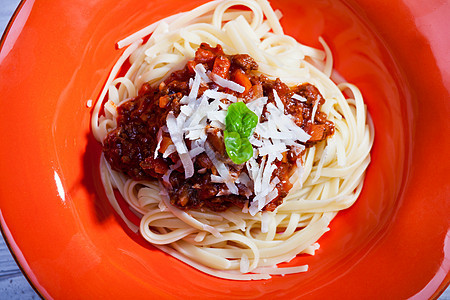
[162,57,313,215]
[211,73,245,93]
[154,128,163,159]
[162,144,176,158]
[205,143,238,194]
[291,93,307,102]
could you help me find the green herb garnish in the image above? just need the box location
[224,102,258,164]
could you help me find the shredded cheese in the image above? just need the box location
[162,57,312,215]
[211,73,245,93]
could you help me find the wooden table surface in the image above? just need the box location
[0,1,448,299]
[0,237,38,299]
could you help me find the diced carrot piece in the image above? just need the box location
[212,55,230,79]
[282,152,288,163]
[308,124,325,141]
[158,81,166,91]
[187,60,196,74]
[159,95,170,108]
[195,47,216,64]
[233,69,252,94]
[159,136,173,154]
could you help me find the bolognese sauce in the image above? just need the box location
[103,43,334,212]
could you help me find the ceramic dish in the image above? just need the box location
[0,0,448,298]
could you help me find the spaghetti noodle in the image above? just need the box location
[91,0,374,280]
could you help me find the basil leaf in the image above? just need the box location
[225,102,258,138]
[224,131,241,153]
[224,102,258,164]
[224,131,253,165]
[241,111,258,138]
[225,109,243,134]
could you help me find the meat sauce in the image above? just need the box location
[103,43,334,212]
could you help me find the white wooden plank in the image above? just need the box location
[0,235,38,299]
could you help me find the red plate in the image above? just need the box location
[0,0,449,298]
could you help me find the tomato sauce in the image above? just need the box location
[103,43,334,212]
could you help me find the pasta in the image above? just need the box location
[91,0,374,280]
